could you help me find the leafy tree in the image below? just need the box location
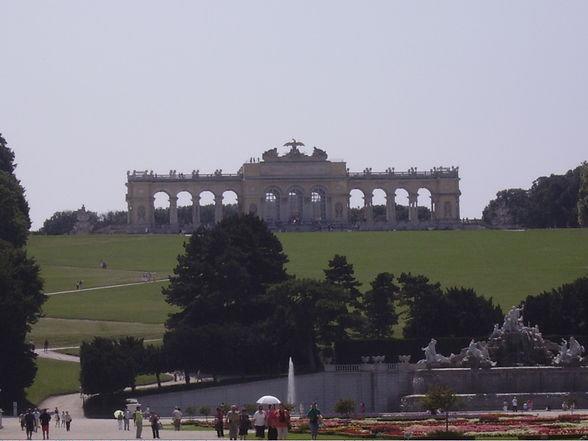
[163,214,289,373]
[361,272,399,338]
[444,287,503,337]
[399,274,502,338]
[94,210,128,230]
[199,406,211,420]
[267,279,357,370]
[80,337,142,394]
[482,189,530,226]
[578,162,588,226]
[333,398,355,417]
[0,133,45,410]
[142,344,170,388]
[399,273,447,338]
[421,386,459,432]
[324,254,361,305]
[40,210,77,235]
[523,276,588,335]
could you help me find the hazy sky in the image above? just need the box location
[1,1,587,229]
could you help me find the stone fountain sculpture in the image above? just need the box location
[417,305,586,368]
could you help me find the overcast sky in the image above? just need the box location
[1,1,587,229]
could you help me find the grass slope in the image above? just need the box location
[29,318,165,347]
[26,358,80,405]
[28,234,188,292]
[42,282,178,323]
[279,229,588,306]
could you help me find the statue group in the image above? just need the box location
[418,306,586,369]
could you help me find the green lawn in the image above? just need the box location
[29,318,165,347]
[29,229,588,309]
[42,282,179,323]
[25,358,80,405]
[28,234,187,291]
[279,229,588,306]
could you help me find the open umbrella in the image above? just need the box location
[256,395,281,405]
[114,410,124,418]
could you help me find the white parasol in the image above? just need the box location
[256,395,281,405]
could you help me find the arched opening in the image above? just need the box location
[222,190,239,218]
[349,189,365,224]
[394,189,410,222]
[153,191,170,225]
[263,188,280,223]
[199,190,216,226]
[177,191,193,229]
[287,187,304,224]
[372,188,387,222]
[310,188,326,221]
[416,187,433,222]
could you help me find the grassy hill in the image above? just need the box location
[23,229,588,404]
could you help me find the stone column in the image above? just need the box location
[149,196,156,225]
[430,196,437,221]
[214,194,223,223]
[169,196,178,226]
[192,195,201,229]
[386,192,396,224]
[409,193,418,224]
[364,193,373,223]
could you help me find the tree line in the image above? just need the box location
[80,213,588,395]
[0,134,46,410]
[483,161,588,228]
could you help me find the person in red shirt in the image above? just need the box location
[266,405,278,440]
[274,404,290,440]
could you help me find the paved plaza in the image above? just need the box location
[0,415,219,440]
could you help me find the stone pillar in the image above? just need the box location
[214,194,223,223]
[409,193,418,224]
[169,196,178,226]
[149,196,156,225]
[386,192,396,224]
[364,193,373,223]
[192,195,201,229]
[430,196,438,221]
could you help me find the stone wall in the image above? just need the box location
[134,365,588,416]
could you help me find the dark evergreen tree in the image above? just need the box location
[163,214,289,373]
[267,278,356,370]
[523,276,588,335]
[0,133,45,410]
[80,337,143,394]
[324,254,361,305]
[399,273,502,338]
[399,273,447,338]
[577,162,588,226]
[361,272,399,338]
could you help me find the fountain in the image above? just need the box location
[287,356,296,406]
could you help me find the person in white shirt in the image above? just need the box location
[252,406,266,440]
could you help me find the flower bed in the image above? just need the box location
[288,413,588,439]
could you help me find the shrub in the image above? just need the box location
[334,398,355,417]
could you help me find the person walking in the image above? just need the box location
[214,407,224,438]
[171,406,182,431]
[226,405,240,440]
[124,407,132,431]
[274,404,290,440]
[40,409,51,440]
[252,405,266,439]
[64,411,72,431]
[307,402,322,440]
[24,409,36,440]
[239,408,251,440]
[54,407,60,428]
[149,411,160,439]
[266,405,278,440]
[134,406,143,439]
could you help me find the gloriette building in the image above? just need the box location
[125,140,461,232]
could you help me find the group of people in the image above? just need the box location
[19,407,72,440]
[117,405,162,439]
[212,402,322,441]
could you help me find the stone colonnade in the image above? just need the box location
[125,151,461,231]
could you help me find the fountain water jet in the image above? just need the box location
[287,357,296,406]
